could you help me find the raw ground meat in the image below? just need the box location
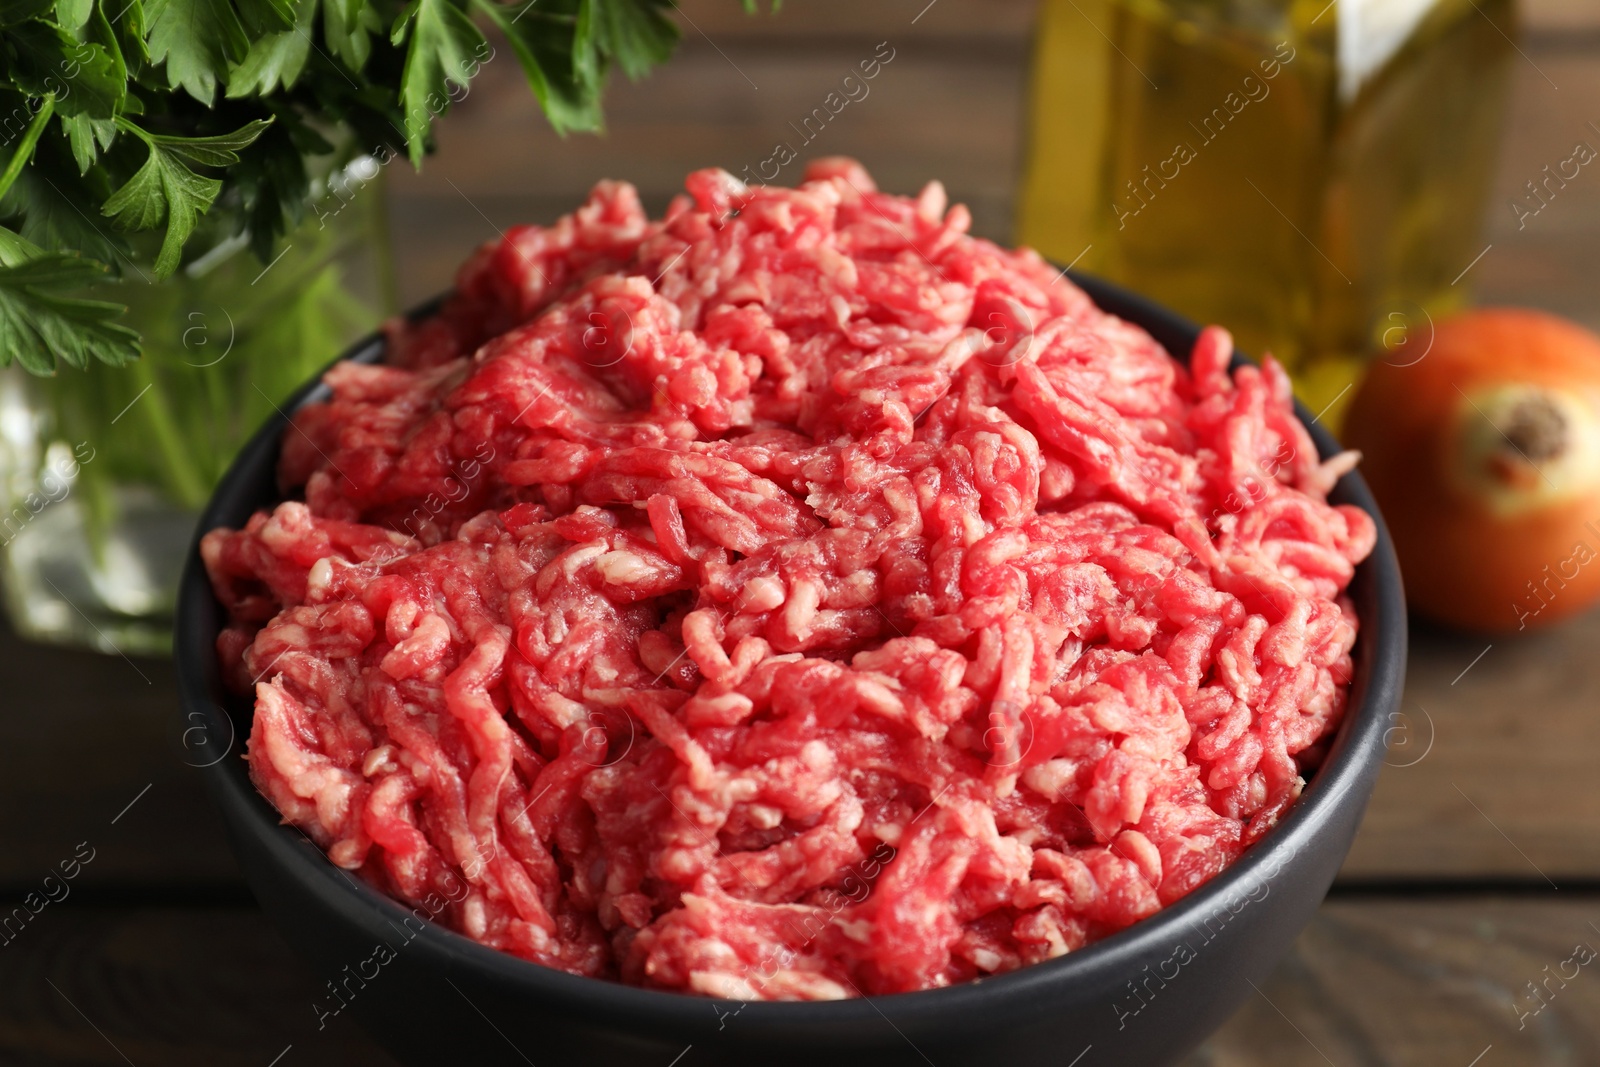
[203,158,1375,1001]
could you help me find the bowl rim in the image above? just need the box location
[175,270,1407,1027]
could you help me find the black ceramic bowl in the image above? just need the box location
[175,273,1406,1067]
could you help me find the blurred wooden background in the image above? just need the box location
[4,0,1600,1064]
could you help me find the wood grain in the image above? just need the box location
[0,907,398,1066]
[0,621,238,893]
[1192,898,1600,1066]
[1344,612,1600,882]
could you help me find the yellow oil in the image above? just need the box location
[1017,0,1516,421]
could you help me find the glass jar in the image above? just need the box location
[1016,0,1517,417]
[0,157,393,654]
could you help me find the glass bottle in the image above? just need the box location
[1016,0,1517,418]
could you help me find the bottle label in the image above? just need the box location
[1338,0,1440,100]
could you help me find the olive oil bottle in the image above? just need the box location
[1017,0,1516,418]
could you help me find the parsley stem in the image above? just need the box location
[0,94,56,204]
[122,356,210,509]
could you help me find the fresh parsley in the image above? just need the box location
[0,0,694,374]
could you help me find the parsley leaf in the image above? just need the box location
[476,0,602,135]
[391,0,486,164]
[0,0,706,375]
[0,0,55,27]
[0,228,139,374]
[144,0,252,104]
[321,0,377,71]
[231,112,311,259]
[234,0,294,36]
[148,116,273,166]
[96,116,269,275]
[54,0,93,31]
[227,0,316,96]
[1,161,129,267]
[111,0,149,66]
[584,0,677,81]
[6,24,124,119]
[60,113,119,173]
[102,140,222,276]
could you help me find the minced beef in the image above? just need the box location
[202,159,1374,1000]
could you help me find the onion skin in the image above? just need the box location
[1345,308,1600,633]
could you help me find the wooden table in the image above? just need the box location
[5,1,1600,1063]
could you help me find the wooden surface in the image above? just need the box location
[5,0,1600,1063]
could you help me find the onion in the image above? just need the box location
[1345,308,1600,632]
